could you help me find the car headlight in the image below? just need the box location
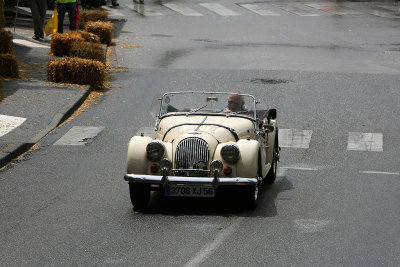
[146,141,165,161]
[221,144,240,164]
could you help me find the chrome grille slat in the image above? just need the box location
[175,137,209,171]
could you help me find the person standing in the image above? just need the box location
[55,0,80,33]
[29,0,47,40]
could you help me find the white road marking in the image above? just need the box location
[344,3,400,18]
[13,39,48,48]
[347,132,383,152]
[273,3,319,16]
[199,3,240,16]
[359,171,400,175]
[238,3,281,16]
[279,129,313,149]
[184,217,244,267]
[0,115,27,138]
[281,166,319,171]
[127,4,164,16]
[294,219,332,233]
[305,3,363,16]
[162,3,203,16]
[378,5,400,12]
[53,126,104,146]
[101,6,125,17]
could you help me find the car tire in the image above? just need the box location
[129,183,150,211]
[265,137,278,184]
[243,184,259,210]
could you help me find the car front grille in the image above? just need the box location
[174,137,210,173]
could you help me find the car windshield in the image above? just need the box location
[159,92,257,119]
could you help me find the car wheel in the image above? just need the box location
[265,138,278,184]
[243,184,259,210]
[129,183,150,212]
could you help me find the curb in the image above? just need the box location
[0,87,91,168]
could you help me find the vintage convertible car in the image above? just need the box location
[124,91,279,211]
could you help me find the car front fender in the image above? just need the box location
[127,136,153,174]
[236,139,259,178]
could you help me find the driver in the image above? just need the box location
[224,92,247,113]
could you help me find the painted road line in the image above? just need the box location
[294,219,332,233]
[272,3,319,16]
[13,39,48,48]
[281,166,319,171]
[279,129,313,149]
[162,3,203,16]
[347,132,383,152]
[238,3,281,16]
[378,5,400,12]
[53,126,104,146]
[101,6,125,17]
[127,4,164,16]
[359,171,400,175]
[184,217,244,267]
[0,115,27,138]
[344,3,400,18]
[199,3,240,16]
[305,3,363,16]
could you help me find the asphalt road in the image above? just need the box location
[1,0,400,266]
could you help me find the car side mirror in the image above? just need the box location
[266,109,277,120]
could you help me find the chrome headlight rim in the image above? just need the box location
[146,141,165,162]
[210,160,223,173]
[159,158,172,172]
[221,144,240,164]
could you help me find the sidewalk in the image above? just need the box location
[0,26,91,168]
[1,1,126,168]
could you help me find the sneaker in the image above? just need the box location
[32,35,40,41]
[111,0,119,6]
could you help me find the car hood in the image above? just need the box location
[155,115,255,143]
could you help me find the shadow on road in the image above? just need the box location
[134,175,294,217]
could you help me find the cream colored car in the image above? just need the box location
[124,92,279,211]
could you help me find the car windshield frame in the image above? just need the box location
[158,91,257,121]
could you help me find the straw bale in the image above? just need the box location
[47,57,105,89]
[0,29,13,54]
[78,31,100,43]
[0,54,19,78]
[85,21,114,45]
[78,10,108,29]
[69,41,105,63]
[50,32,84,57]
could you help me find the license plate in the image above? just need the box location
[165,185,215,197]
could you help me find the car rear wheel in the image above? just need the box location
[129,183,150,212]
[265,138,279,184]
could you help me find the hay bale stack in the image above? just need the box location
[69,42,105,63]
[47,57,105,89]
[85,21,114,45]
[78,31,100,43]
[0,29,13,54]
[78,10,108,29]
[50,32,84,57]
[0,54,19,78]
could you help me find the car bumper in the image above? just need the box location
[124,174,258,187]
